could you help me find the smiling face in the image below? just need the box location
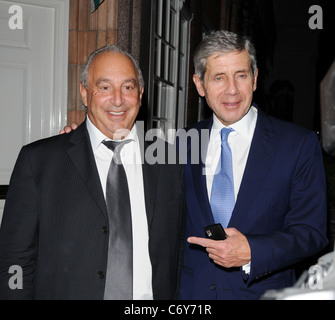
[80,52,144,140]
[193,49,258,126]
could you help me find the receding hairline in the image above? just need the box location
[84,50,142,89]
[80,45,145,91]
[87,51,136,73]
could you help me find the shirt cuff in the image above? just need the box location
[242,262,251,274]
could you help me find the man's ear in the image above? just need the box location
[253,69,259,92]
[193,74,205,97]
[79,82,88,107]
[139,86,144,106]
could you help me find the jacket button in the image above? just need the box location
[98,271,105,279]
[102,226,108,234]
[210,284,216,291]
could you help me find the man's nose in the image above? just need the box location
[110,88,123,106]
[225,78,239,95]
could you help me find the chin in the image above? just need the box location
[112,127,131,139]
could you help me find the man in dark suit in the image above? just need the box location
[0,45,185,300]
[178,30,328,300]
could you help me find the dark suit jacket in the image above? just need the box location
[0,121,185,300]
[178,106,328,300]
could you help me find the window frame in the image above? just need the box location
[147,0,192,143]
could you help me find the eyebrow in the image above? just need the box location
[214,69,250,77]
[236,69,250,73]
[95,78,138,86]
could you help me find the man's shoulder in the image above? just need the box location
[184,117,212,132]
[21,123,87,153]
[268,114,316,141]
[23,132,71,151]
[257,108,316,141]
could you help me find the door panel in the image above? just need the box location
[0,0,69,223]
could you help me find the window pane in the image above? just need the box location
[160,83,167,118]
[170,9,177,46]
[179,54,185,86]
[180,21,187,54]
[152,120,159,129]
[153,81,161,117]
[169,46,176,83]
[161,44,167,80]
[154,38,161,77]
[156,0,163,37]
[162,0,168,41]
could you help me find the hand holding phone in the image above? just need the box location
[204,223,227,240]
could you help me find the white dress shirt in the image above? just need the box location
[205,106,258,273]
[86,116,153,300]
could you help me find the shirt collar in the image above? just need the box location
[212,105,258,142]
[86,115,137,151]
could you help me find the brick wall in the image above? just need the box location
[67,0,119,125]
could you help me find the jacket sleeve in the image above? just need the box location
[246,131,328,284]
[0,146,38,299]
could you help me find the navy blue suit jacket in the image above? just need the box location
[178,106,328,300]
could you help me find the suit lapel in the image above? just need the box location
[67,122,108,219]
[142,162,158,229]
[229,109,276,227]
[190,118,215,227]
[67,123,158,226]
[139,129,159,229]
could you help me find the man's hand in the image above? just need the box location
[188,228,251,268]
[59,122,79,134]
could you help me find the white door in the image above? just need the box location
[0,0,69,224]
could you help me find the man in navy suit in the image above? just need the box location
[178,30,328,300]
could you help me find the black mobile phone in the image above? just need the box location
[204,223,227,240]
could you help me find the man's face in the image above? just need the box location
[80,52,144,140]
[193,49,258,126]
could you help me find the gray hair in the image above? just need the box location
[80,44,145,92]
[194,30,258,82]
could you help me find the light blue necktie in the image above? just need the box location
[210,127,235,228]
